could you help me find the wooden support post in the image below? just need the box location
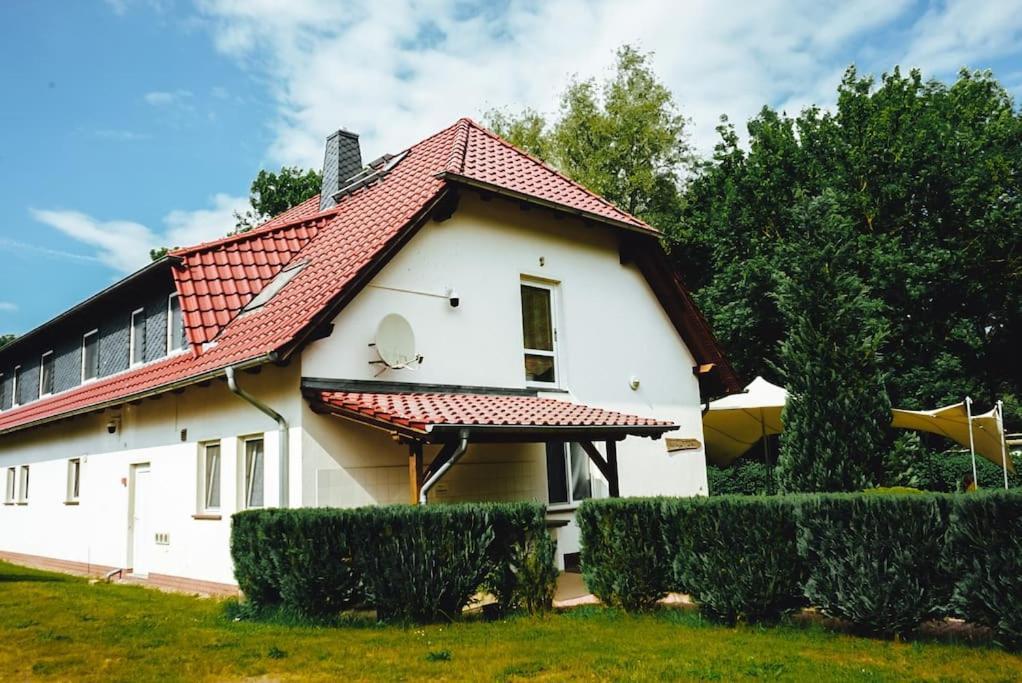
[605,440,620,497]
[408,442,423,504]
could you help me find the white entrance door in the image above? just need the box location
[130,464,152,577]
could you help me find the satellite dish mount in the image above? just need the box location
[369,313,422,375]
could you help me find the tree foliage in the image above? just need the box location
[0,334,14,350]
[485,46,691,230]
[774,192,891,492]
[233,166,322,233]
[676,67,1022,427]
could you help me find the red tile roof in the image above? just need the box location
[313,390,676,436]
[0,118,733,436]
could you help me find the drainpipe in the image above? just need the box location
[225,365,289,508]
[419,429,469,505]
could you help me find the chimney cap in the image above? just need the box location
[327,128,359,141]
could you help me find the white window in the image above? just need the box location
[39,351,55,397]
[521,281,558,385]
[0,372,5,411]
[242,437,264,509]
[67,458,81,502]
[130,308,146,366]
[11,365,21,407]
[4,467,14,503]
[546,442,593,506]
[82,330,100,382]
[199,442,221,512]
[18,465,29,503]
[167,293,184,353]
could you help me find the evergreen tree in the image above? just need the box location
[775,192,891,492]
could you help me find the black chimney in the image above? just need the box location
[319,129,362,210]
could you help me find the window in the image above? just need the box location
[82,330,100,381]
[546,442,592,506]
[0,373,5,410]
[242,437,264,509]
[67,458,81,502]
[18,465,29,503]
[200,443,221,511]
[521,282,557,385]
[242,262,307,313]
[167,294,184,353]
[39,351,55,397]
[4,468,14,503]
[130,308,146,366]
[12,365,21,407]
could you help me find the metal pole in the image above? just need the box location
[966,397,978,489]
[997,400,1010,490]
[761,411,771,494]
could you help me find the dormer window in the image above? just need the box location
[82,330,99,382]
[167,293,184,353]
[130,308,146,366]
[40,351,55,397]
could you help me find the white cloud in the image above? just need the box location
[30,193,249,274]
[0,302,17,313]
[94,128,151,141]
[144,89,194,106]
[192,0,1022,166]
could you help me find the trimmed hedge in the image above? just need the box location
[230,502,555,624]
[577,498,672,610]
[946,491,1022,650]
[663,496,803,624]
[795,493,952,635]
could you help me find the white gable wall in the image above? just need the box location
[301,193,709,501]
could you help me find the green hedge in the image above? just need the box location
[663,496,804,624]
[230,502,555,624]
[945,491,1022,650]
[577,498,672,610]
[796,494,952,635]
[706,461,772,495]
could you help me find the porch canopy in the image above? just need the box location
[306,386,677,503]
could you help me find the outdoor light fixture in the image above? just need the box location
[447,287,460,308]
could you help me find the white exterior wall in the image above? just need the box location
[301,194,710,558]
[0,364,302,585]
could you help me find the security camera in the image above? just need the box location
[447,288,460,308]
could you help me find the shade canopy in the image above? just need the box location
[703,376,786,466]
[891,403,1014,473]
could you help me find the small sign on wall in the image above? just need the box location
[666,438,702,454]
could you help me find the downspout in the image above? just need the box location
[419,429,469,505]
[226,365,289,508]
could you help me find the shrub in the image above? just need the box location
[577,498,671,610]
[352,504,497,623]
[230,508,285,608]
[945,491,1022,650]
[795,493,951,635]
[662,496,803,624]
[231,502,554,624]
[483,503,557,615]
[706,461,772,496]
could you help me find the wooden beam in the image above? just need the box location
[606,440,620,497]
[578,441,613,482]
[408,442,423,504]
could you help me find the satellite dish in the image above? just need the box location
[374,314,417,369]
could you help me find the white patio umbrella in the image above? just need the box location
[702,376,786,466]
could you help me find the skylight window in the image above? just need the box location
[242,262,307,314]
[331,150,408,202]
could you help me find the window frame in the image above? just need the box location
[18,464,29,504]
[129,307,146,367]
[0,372,5,411]
[167,293,185,354]
[4,467,15,504]
[11,365,21,407]
[546,442,594,509]
[66,458,81,503]
[241,436,265,510]
[81,329,100,383]
[520,279,561,388]
[39,350,55,397]
[198,441,222,513]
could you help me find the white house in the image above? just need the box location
[0,119,739,592]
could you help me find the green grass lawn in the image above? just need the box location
[1,562,1020,682]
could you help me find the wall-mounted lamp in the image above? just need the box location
[629,376,641,391]
[106,417,121,434]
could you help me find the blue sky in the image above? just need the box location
[2,0,1021,335]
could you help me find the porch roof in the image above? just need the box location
[307,389,677,442]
